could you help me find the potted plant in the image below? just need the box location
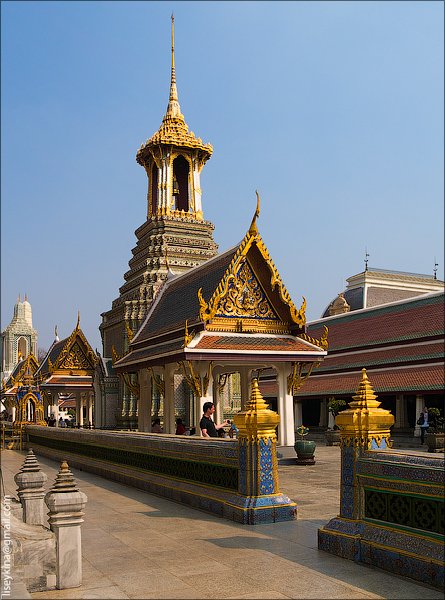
[294,425,316,465]
[425,408,445,453]
[325,397,347,446]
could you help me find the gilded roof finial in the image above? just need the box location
[165,13,181,119]
[248,190,261,235]
[76,311,80,330]
[54,325,59,342]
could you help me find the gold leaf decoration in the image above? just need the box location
[216,261,277,320]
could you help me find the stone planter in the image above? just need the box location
[426,432,445,453]
[294,440,316,465]
[325,429,341,446]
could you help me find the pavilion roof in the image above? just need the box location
[115,203,326,372]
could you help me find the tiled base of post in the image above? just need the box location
[225,493,297,525]
[318,517,444,590]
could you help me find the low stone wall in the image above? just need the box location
[25,425,296,524]
[319,449,444,589]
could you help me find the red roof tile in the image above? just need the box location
[298,365,444,396]
[193,335,320,352]
[309,293,444,351]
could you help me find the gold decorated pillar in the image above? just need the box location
[336,369,394,520]
[232,378,296,523]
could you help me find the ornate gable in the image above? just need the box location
[4,353,40,390]
[198,193,307,334]
[52,319,98,375]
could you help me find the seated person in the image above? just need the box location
[151,418,163,433]
[175,418,186,435]
[199,402,229,438]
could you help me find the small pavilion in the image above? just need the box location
[36,317,98,426]
[115,199,328,446]
[1,352,45,425]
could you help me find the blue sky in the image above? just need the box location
[2,1,443,352]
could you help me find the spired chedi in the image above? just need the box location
[99,16,218,428]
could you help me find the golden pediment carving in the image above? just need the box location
[59,342,91,370]
[215,261,278,320]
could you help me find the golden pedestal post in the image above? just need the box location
[232,378,297,524]
[335,368,394,520]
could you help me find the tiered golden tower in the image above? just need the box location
[100,16,217,427]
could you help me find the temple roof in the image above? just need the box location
[115,201,326,371]
[1,353,39,392]
[37,316,97,378]
[298,292,444,397]
[312,292,443,352]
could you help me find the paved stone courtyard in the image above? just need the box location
[1,445,442,600]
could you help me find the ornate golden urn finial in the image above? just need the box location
[336,368,394,449]
[233,377,279,440]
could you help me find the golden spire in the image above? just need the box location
[76,311,80,330]
[248,190,261,235]
[166,13,182,120]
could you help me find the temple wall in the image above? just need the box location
[318,448,444,589]
[24,422,296,524]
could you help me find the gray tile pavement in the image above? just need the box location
[1,445,442,600]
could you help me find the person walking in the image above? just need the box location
[199,402,229,438]
[417,407,429,444]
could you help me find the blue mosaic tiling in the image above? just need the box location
[360,542,444,589]
[318,528,360,561]
[361,522,444,561]
[358,474,441,499]
[259,438,275,495]
[319,439,444,590]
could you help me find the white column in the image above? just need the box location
[138,369,152,433]
[319,398,328,428]
[213,368,223,424]
[196,385,214,437]
[328,409,335,429]
[276,363,295,447]
[76,393,83,427]
[414,394,424,437]
[163,364,176,434]
[395,394,404,429]
[239,367,251,411]
[193,168,202,214]
[192,362,214,436]
[52,397,59,425]
[294,400,303,430]
[86,394,93,428]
